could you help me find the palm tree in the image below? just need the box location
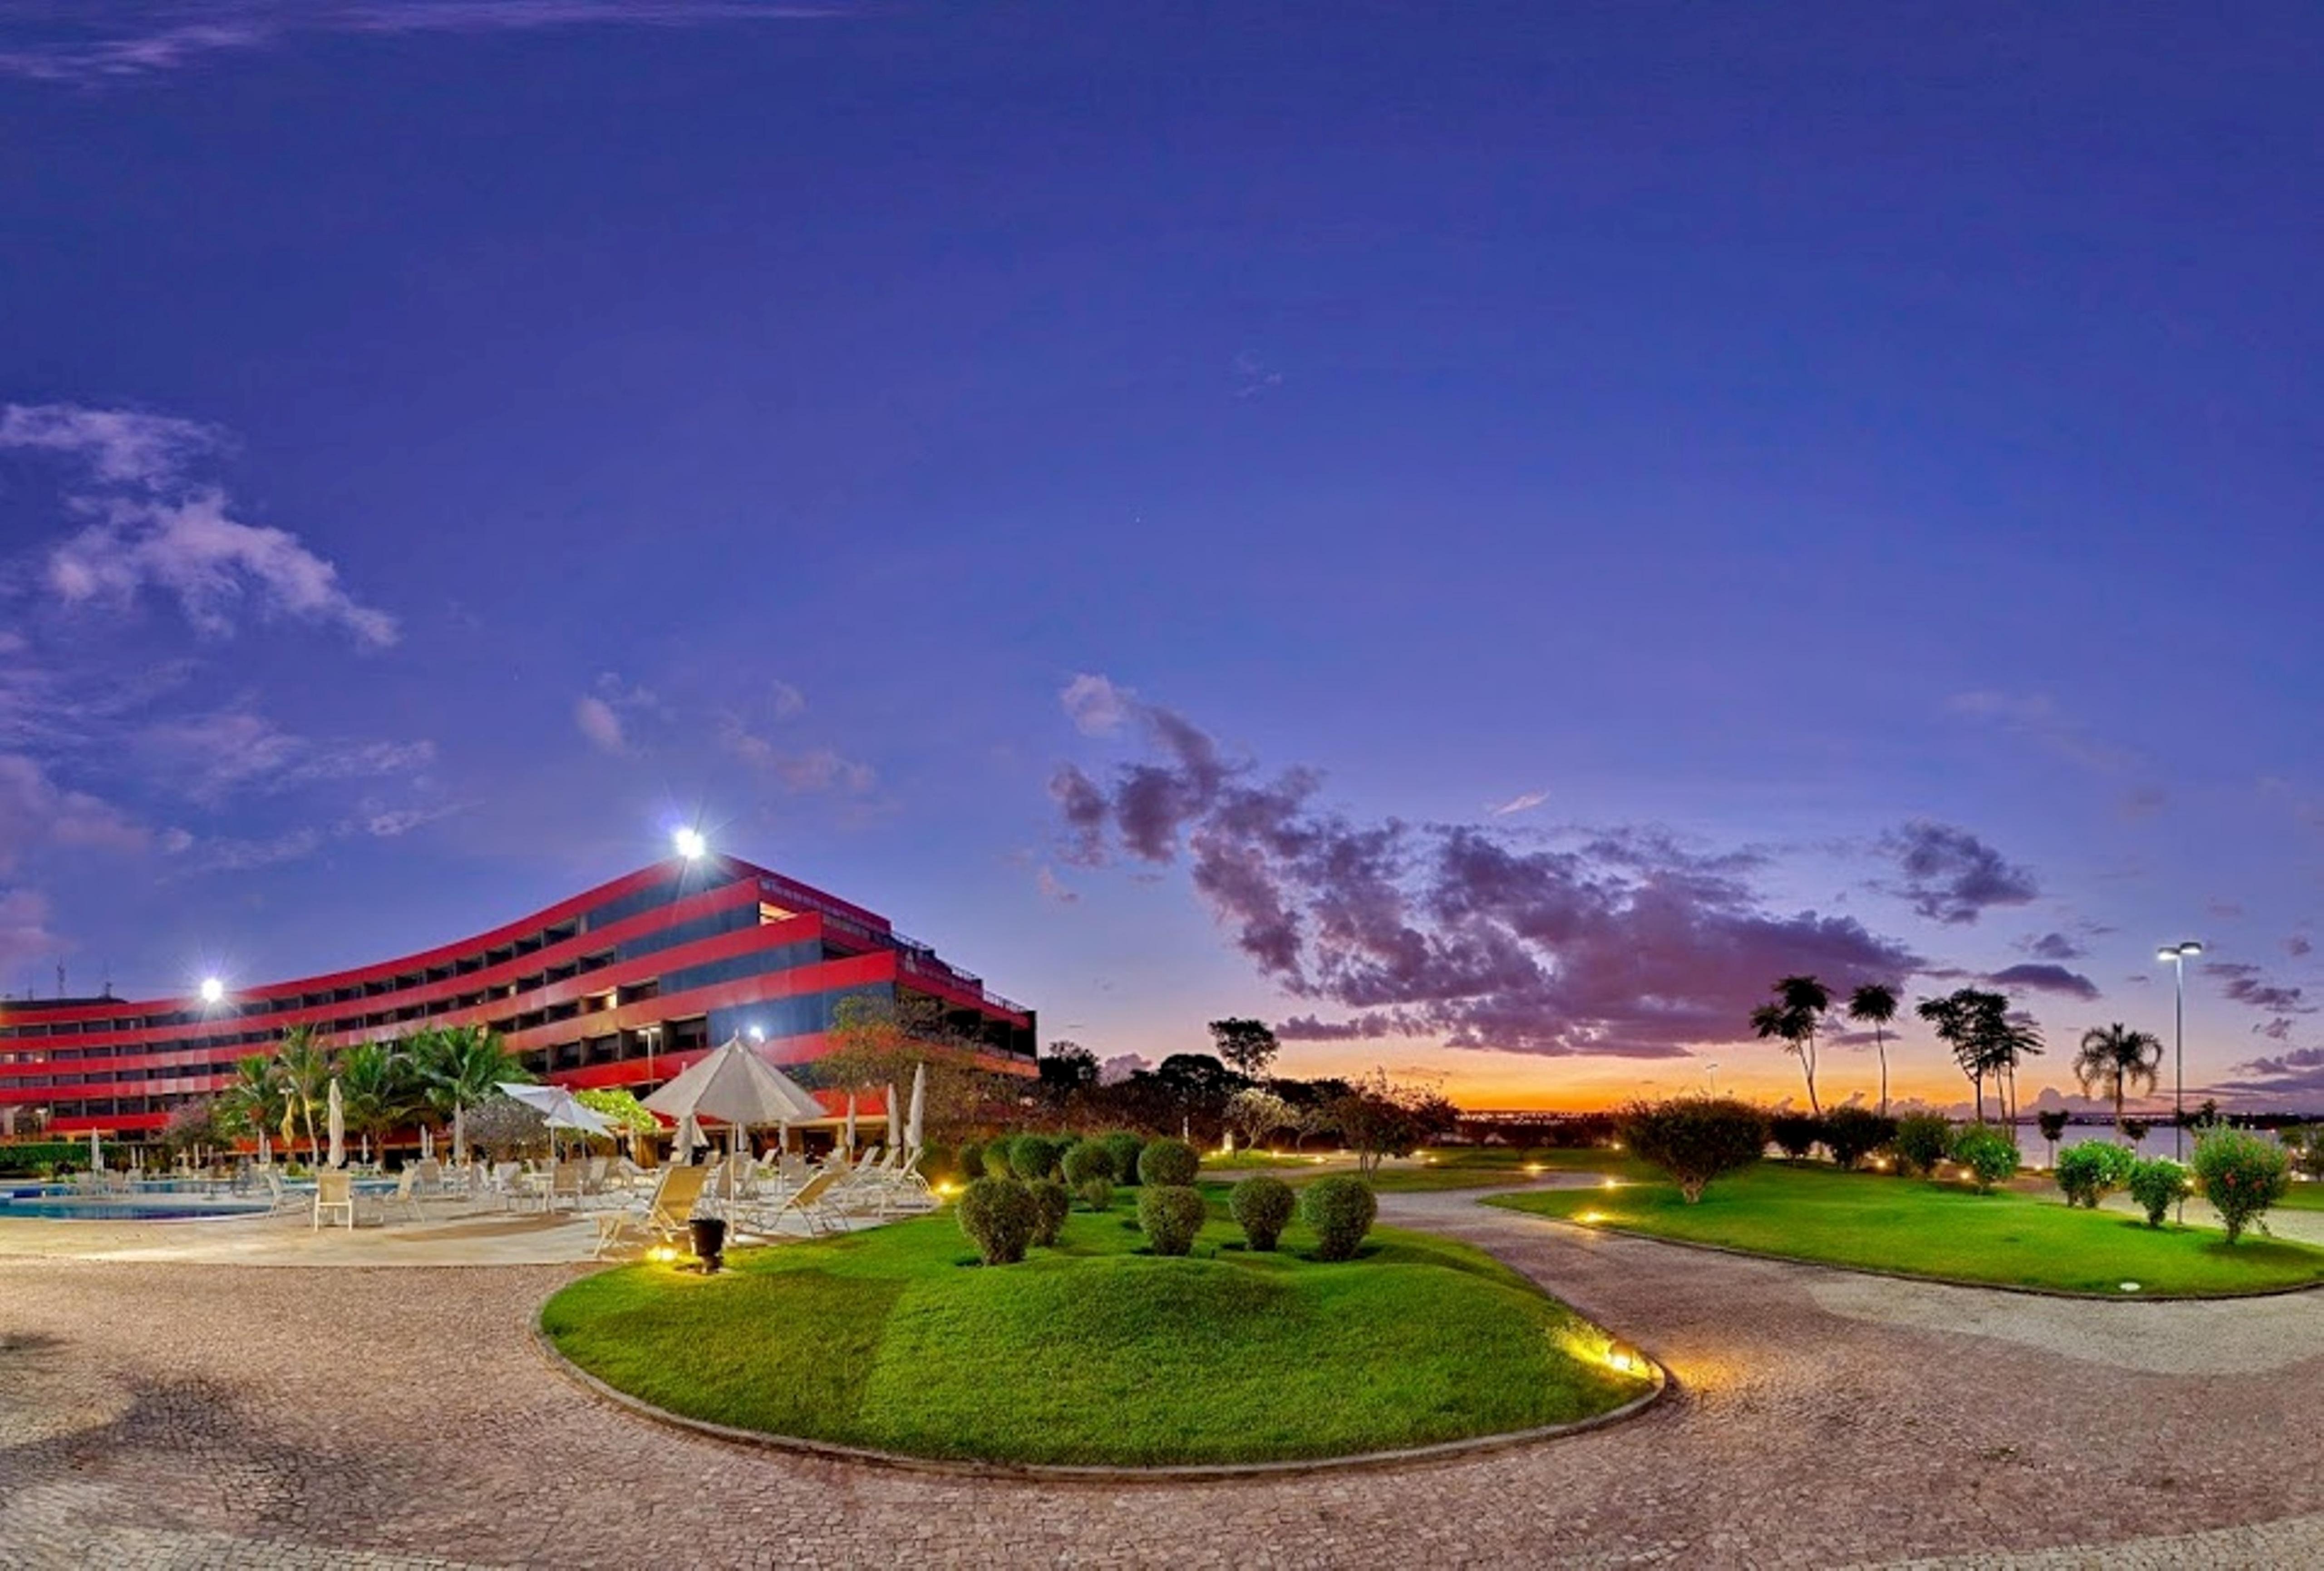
[2073,1024,2163,1139]
[1751,974,1832,1114]
[1982,1013,2043,1131]
[1847,983,1900,1115]
[216,1054,286,1151]
[410,1025,529,1164]
[1918,988,2010,1122]
[338,1040,417,1162]
[272,1027,334,1166]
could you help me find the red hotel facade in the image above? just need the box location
[0,855,1036,1140]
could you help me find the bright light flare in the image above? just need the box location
[198,977,225,1006]
[673,826,708,860]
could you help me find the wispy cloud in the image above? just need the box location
[1876,820,2038,925]
[0,753,150,871]
[139,709,433,804]
[0,886,63,972]
[0,2,836,85]
[1060,672,1133,738]
[1488,789,1548,817]
[6,402,397,647]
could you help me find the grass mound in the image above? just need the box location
[543,1195,1652,1466]
[1490,1161,2324,1297]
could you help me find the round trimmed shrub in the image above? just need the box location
[1619,1097,1769,1203]
[956,1177,1036,1265]
[1769,1111,1825,1161]
[2055,1140,2136,1208]
[1101,1131,1147,1186]
[1061,1140,1116,1187]
[2192,1127,2291,1244]
[1137,1184,1207,1256]
[1137,1137,1200,1187]
[1009,1134,1061,1181]
[1229,1175,1296,1251]
[1025,1178,1072,1246]
[1948,1124,2019,1194]
[953,1140,984,1184]
[1891,1114,1952,1178]
[1299,1174,1378,1261]
[1820,1107,1898,1171]
[1076,1177,1113,1212]
[2126,1157,2191,1227]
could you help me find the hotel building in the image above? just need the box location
[0,853,1035,1139]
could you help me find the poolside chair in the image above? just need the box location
[260,1168,305,1215]
[369,1166,426,1225]
[312,1171,355,1231]
[734,1169,845,1240]
[548,1161,586,1213]
[592,1164,712,1260]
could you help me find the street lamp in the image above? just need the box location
[197,977,224,1007]
[673,826,707,860]
[2157,941,2203,1159]
[1704,1062,1719,1097]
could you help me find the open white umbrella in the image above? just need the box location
[326,1079,346,1169]
[496,1082,613,1165]
[642,1037,822,1129]
[906,1062,926,1151]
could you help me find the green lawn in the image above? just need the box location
[543,1194,1653,1466]
[2275,1181,2324,1212]
[1487,1161,2324,1297]
[1209,1146,1642,1193]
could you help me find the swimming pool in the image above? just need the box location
[0,1185,272,1221]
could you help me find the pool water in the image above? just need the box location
[0,1185,271,1221]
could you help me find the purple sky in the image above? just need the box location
[3,2,2322,1110]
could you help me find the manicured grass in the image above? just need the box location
[2275,1181,2324,1212]
[1487,1161,2324,1297]
[543,1196,1653,1466]
[1212,1146,1643,1193]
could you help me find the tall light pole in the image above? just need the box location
[2157,941,2202,1159]
[1705,1062,1719,1097]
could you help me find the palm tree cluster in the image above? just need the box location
[2071,1024,2164,1137]
[1747,977,1906,1116]
[210,1023,529,1164]
[1915,988,2043,1125]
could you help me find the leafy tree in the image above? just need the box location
[1769,1111,1824,1161]
[337,1041,417,1162]
[1846,983,1901,1114]
[1619,1097,1769,1202]
[155,1099,231,1162]
[2073,1024,2164,1137]
[2035,1108,2070,1164]
[1207,1018,1281,1081]
[2191,1127,2290,1244]
[1323,1070,1458,1175]
[1750,975,1831,1115]
[1037,1041,1100,1096]
[1222,1087,1294,1150]
[216,1054,287,1149]
[409,1025,530,1163]
[1891,1113,1952,1177]
[272,1027,335,1166]
[813,995,1024,1144]
[1917,989,2039,1124]
[1820,1107,1898,1170]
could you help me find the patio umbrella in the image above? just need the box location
[89,1129,102,1171]
[906,1062,926,1151]
[326,1078,346,1169]
[496,1082,613,1165]
[843,1090,857,1157]
[642,1037,822,1130]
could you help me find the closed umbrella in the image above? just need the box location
[326,1079,346,1169]
[89,1129,102,1172]
[257,1129,270,1166]
[452,1103,467,1168]
[906,1062,926,1152]
[843,1090,857,1157]
[886,1082,900,1153]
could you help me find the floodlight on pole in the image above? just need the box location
[197,977,224,1007]
[2157,941,2202,1159]
[674,826,707,860]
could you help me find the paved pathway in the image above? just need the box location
[3,1190,2321,1568]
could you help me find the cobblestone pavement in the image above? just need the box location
[4,1191,2321,1569]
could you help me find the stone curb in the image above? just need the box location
[531,1289,1669,1485]
[1487,1201,2324,1302]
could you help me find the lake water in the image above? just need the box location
[2008,1123,2281,1166]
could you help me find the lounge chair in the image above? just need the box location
[312,1171,355,1231]
[734,1169,845,1240]
[369,1166,426,1225]
[592,1164,712,1260]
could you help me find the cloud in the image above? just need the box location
[1488,790,1549,817]
[2203,961,2314,1018]
[1060,673,1133,737]
[2214,1046,2324,1106]
[0,754,148,870]
[2288,936,2314,959]
[0,2,832,84]
[1034,866,1078,905]
[1878,820,2038,925]
[8,404,397,647]
[1944,691,2139,774]
[1232,351,1285,400]
[0,887,62,971]
[2208,898,2245,920]
[140,710,433,803]
[1054,698,1920,1059]
[1984,963,2100,1002]
[720,721,876,795]
[1098,1052,1151,1086]
[768,680,807,719]
[179,826,326,873]
[574,694,625,754]
[2023,931,2085,961]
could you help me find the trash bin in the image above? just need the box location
[689,1215,727,1273]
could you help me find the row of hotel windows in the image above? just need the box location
[0,867,746,1042]
[3,934,826,1064]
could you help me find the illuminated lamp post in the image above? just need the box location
[2156,941,2203,1160]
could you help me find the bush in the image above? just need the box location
[1229,1175,1296,1251]
[2289,1124,2324,1181]
[1769,1112,1825,1161]
[1137,1137,1200,1187]
[1076,1177,1113,1212]
[1299,1174,1378,1261]
[1061,1140,1116,1187]
[1101,1132,1147,1187]
[956,1178,1037,1265]
[2126,1157,2191,1227]
[2192,1127,2291,1244]
[1025,1178,1072,1246]
[1137,1184,1207,1256]
[1821,1108,1898,1171]
[1617,1098,1769,1203]
[1008,1134,1061,1182]
[1892,1115,1952,1178]
[952,1141,984,1184]
[2055,1141,2136,1208]
[1949,1124,2019,1194]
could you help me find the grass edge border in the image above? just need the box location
[530,1283,1668,1484]
[1483,1197,2324,1302]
